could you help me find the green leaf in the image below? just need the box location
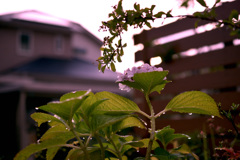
[193,11,204,18]
[134,3,140,11]
[181,0,190,8]
[14,138,68,160]
[46,147,60,160]
[125,141,144,148]
[155,126,190,149]
[150,5,156,11]
[122,43,127,47]
[123,23,128,31]
[120,71,169,95]
[66,148,84,160]
[112,116,146,133]
[38,91,90,122]
[97,142,117,157]
[30,112,63,127]
[236,123,240,129]
[90,114,130,132]
[60,90,90,101]
[116,0,124,16]
[154,11,165,18]
[110,62,116,72]
[40,125,74,142]
[137,138,159,150]
[101,65,106,73]
[117,55,122,62]
[98,62,102,70]
[119,135,134,143]
[66,148,101,160]
[100,134,141,156]
[165,91,222,118]
[196,0,207,7]
[194,19,200,28]
[229,9,239,21]
[171,144,199,160]
[86,99,108,117]
[145,21,152,28]
[116,135,137,154]
[166,10,173,17]
[77,93,107,119]
[154,147,178,160]
[121,144,134,155]
[75,120,91,134]
[214,0,221,7]
[94,91,140,113]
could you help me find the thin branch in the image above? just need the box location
[154,109,167,118]
[137,110,151,119]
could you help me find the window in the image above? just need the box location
[17,31,33,55]
[72,47,86,55]
[54,35,64,54]
[20,34,30,50]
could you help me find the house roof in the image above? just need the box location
[0,10,102,46]
[12,10,71,27]
[11,57,117,82]
[0,57,125,94]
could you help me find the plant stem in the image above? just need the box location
[145,94,155,160]
[60,144,81,149]
[95,132,105,160]
[69,121,90,160]
[209,127,216,159]
[202,125,209,160]
[137,110,151,119]
[155,109,167,118]
[108,136,122,160]
[85,135,92,147]
[71,129,90,160]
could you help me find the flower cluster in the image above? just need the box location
[116,63,164,92]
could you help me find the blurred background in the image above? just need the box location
[0,0,239,159]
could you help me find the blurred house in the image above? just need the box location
[0,10,124,159]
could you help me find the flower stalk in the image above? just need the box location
[145,94,156,160]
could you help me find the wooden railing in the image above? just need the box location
[133,1,240,133]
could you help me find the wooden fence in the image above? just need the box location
[133,1,240,134]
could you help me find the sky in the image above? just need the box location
[0,0,232,72]
[0,0,191,38]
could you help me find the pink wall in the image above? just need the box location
[0,27,71,72]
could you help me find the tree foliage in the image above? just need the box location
[98,0,240,72]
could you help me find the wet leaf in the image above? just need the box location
[38,91,90,122]
[14,138,68,160]
[121,71,169,95]
[156,126,190,149]
[90,114,130,132]
[94,91,140,113]
[112,116,146,133]
[30,112,62,127]
[165,91,222,118]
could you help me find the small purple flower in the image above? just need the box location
[118,83,132,92]
[117,63,165,92]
